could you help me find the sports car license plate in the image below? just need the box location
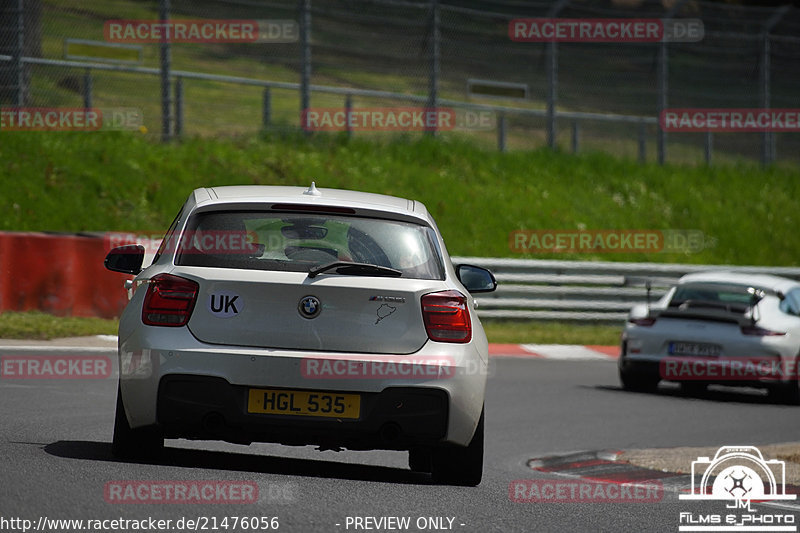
[247,388,360,419]
[668,342,721,357]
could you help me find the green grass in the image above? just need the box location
[1,130,798,265]
[0,312,118,340]
[481,321,622,345]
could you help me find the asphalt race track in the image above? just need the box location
[1,341,799,533]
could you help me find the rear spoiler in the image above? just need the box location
[650,306,753,327]
[641,282,785,326]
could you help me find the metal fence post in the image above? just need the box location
[345,93,352,138]
[546,40,557,149]
[656,40,667,165]
[426,0,440,137]
[656,0,687,165]
[159,0,172,141]
[262,87,271,129]
[174,75,183,138]
[760,6,788,166]
[300,0,311,130]
[638,121,646,164]
[497,112,506,152]
[546,0,570,150]
[760,33,771,166]
[704,131,712,165]
[571,121,579,153]
[82,69,92,109]
[14,0,24,106]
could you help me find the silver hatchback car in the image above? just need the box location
[104,184,496,485]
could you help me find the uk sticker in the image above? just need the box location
[678,445,797,532]
[208,290,242,318]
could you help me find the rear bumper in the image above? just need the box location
[118,325,487,447]
[157,375,448,450]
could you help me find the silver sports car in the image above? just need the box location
[104,184,496,486]
[619,271,800,403]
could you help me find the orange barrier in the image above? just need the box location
[0,232,132,319]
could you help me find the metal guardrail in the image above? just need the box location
[451,257,800,322]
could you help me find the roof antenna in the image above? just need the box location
[303,181,321,196]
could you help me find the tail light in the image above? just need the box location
[628,317,656,327]
[421,290,471,343]
[142,274,199,327]
[740,325,786,336]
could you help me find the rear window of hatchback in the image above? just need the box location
[172,210,445,280]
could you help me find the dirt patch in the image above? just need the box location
[620,443,800,484]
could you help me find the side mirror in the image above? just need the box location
[104,245,145,275]
[455,264,497,293]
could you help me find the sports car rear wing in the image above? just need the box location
[650,305,753,327]
[642,283,785,326]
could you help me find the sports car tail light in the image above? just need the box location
[142,274,199,327]
[421,290,471,343]
[740,325,786,336]
[628,317,656,327]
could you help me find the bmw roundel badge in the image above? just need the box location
[298,295,321,319]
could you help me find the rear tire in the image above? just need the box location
[112,384,164,460]
[619,368,660,393]
[768,355,800,405]
[431,409,484,486]
[768,382,800,405]
[680,382,708,396]
[408,447,433,473]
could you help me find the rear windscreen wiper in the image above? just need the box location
[308,261,402,279]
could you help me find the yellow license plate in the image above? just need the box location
[247,388,360,419]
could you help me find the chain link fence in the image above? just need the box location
[1,0,799,165]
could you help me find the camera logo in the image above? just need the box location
[677,446,797,532]
[680,446,795,502]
